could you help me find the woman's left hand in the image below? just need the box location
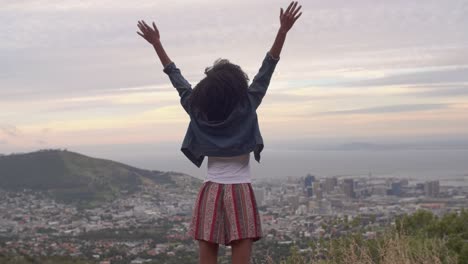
[137,20,161,45]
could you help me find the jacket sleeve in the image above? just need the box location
[248,52,280,109]
[163,62,193,114]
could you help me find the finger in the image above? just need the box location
[152,21,158,31]
[292,5,302,17]
[137,31,145,38]
[138,21,146,30]
[142,20,152,31]
[137,23,147,34]
[285,1,294,14]
[294,12,302,22]
[139,20,148,31]
[290,1,298,15]
[280,7,284,18]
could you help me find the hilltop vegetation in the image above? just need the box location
[0,149,199,208]
[276,209,467,264]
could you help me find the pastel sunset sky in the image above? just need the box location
[1,0,468,176]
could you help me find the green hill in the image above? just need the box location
[0,149,199,207]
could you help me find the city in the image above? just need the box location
[1,173,467,263]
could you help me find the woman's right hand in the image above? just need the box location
[137,20,161,45]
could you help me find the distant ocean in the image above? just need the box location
[111,149,468,185]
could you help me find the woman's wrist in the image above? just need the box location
[152,40,162,47]
[278,27,289,35]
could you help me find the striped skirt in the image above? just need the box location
[188,181,262,245]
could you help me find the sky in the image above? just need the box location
[1,0,468,178]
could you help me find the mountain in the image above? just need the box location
[0,149,200,207]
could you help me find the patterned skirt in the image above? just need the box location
[188,181,262,245]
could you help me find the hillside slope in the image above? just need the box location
[0,149,199,206]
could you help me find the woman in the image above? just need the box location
[137,2,302,263]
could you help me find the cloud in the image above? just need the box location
[319,103,449,115]
[35,128,51,146]
[0,124,21,137]
[1,0,218,12]
[36,139,47,145]
[340,67,468,88]
[1,0,468,153]
[405,85,468,98]
[0,84,179,118]
[2,0,467,104]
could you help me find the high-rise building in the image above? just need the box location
[424,181,440,197]
[324,177,338,193]
[304,174,315,197]
[343,179,355,198]
[314,183,323,200]
[388,181,403,196]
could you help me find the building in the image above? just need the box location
[304,174,315,197]
[324,177,338,193]
[424,181,440,197]
[343,179,355,198]
[313,183,322,200]
[387,181,403,196]
[286,195,300,210]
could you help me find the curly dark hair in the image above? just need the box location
[189,59,250,122]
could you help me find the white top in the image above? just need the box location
[205,153,251,184]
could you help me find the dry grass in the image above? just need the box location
[266,232,458,264]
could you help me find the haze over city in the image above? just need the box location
[1,0,468,178]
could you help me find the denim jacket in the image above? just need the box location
[163,52,279,167]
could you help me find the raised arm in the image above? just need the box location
[137,20,172,67]
[248,1,302,109]
[270,1,302,59]
[137,20,192,113]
